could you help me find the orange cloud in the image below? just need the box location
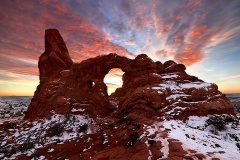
[0,1,134,77]
[175,49,204,66]
[155,50,168,57]
[176,14,182,20]
[190,26,208,39]
[1,0,240,96]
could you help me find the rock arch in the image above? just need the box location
[25,29,235,121]
[25,29,164,119]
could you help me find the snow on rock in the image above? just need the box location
[0,113,96,159]
[145,122,169,159]
[163,116,240,160]
[139,115,239,160]
[166,94,190,100]
[180,82,212,89]
[165,106,186,115]
[71,108,85,112]
[161,74,179,79]
[0,96,31,119]
[157,81,212,91]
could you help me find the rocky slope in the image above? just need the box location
[0,29,239,160]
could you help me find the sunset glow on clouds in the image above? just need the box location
[0,0,240,95]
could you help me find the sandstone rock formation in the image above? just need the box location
[25,29,235,121]
[3,29,238,160]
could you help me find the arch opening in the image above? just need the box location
[103,68,124,95]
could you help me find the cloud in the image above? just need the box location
[0,70,38,85]
[2,0,237,70]
[1,0,240,95]
[204,69,214,72]
[0,55,38,76]
[0,0,134,77]
[218,74,240,82]
[174,47,204,66]
[150,1,239,65]
[155,50,168,57]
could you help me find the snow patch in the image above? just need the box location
[163,116,240,160]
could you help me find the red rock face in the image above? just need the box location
[39,29,73,83]
[24,29,235,120]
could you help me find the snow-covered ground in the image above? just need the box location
[0,96,31,120]
[0,113,96,159]
[0,96,240,159]
[145,115,240,160]
[227,94,240,115]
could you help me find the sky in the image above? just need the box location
[0,0,240,96]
